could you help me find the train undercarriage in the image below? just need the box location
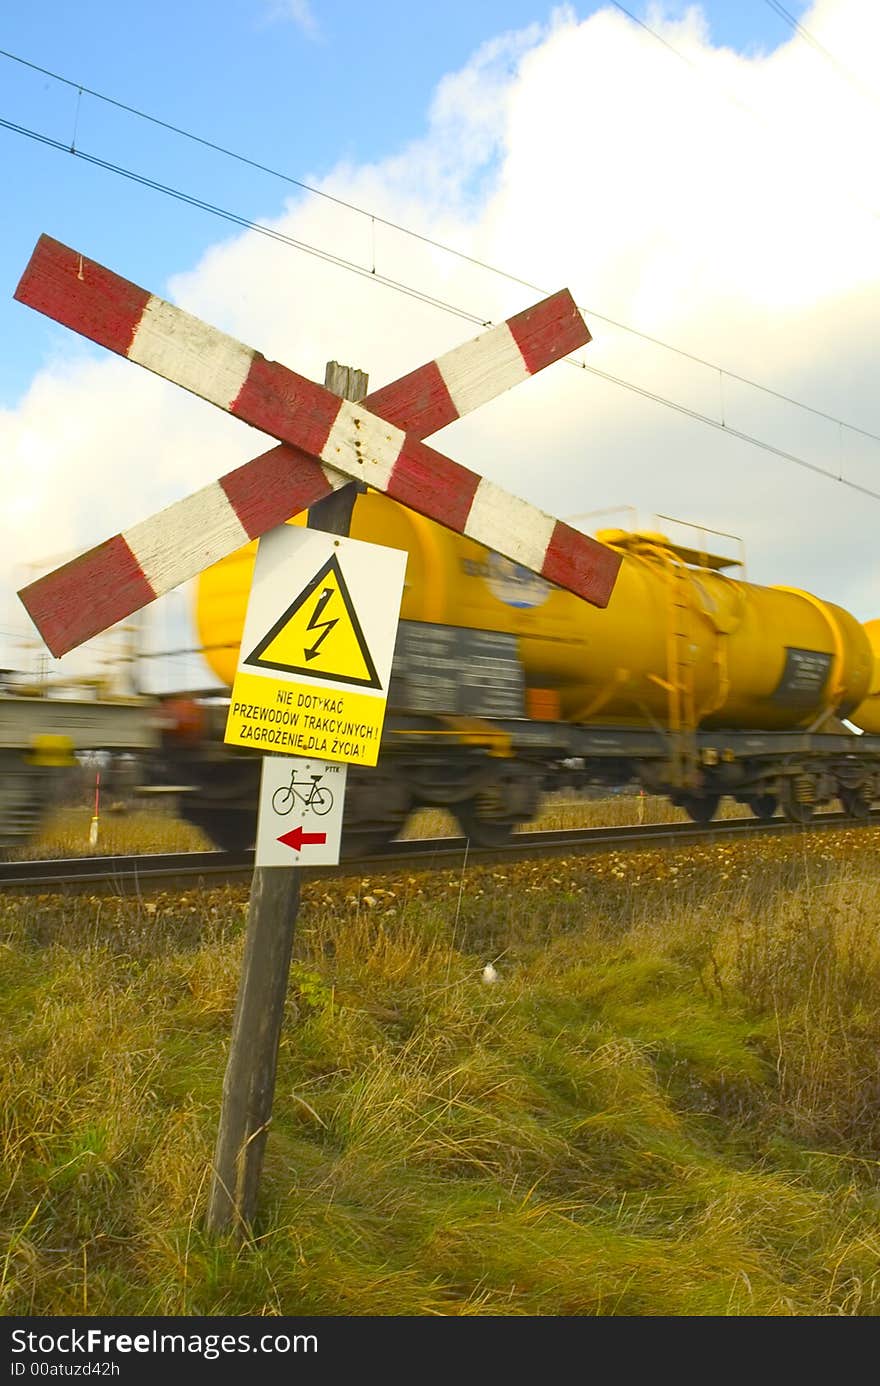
[156,710,880,853]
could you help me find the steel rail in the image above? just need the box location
[0,809,877,895]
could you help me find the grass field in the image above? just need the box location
[3,802,880,1316]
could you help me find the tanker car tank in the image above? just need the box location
[161,493,880,851]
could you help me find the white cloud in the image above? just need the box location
[264,0,319,40]
[4,0,880,693]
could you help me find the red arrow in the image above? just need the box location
[277,826,327,851]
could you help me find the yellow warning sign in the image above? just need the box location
[244,555,380,689]
[224,528,407,768]
[225,671,386,766]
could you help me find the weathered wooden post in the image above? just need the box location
[204,364,367,1237]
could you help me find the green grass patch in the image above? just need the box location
[3,820,880,1314]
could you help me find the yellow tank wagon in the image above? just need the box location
[180,494,880,848]
[850,620,880,735]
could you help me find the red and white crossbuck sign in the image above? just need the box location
[14,236,621,656]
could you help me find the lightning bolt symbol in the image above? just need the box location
[304,587,337,661]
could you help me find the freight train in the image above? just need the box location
[0,670,159,850]
[152,491,880,853]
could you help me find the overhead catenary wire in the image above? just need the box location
[607,0,880,222]
[2,45,880,450]
[575,361,880,503]
[2,111,879,508]
[0,116,490,325]
[762,0,880,113]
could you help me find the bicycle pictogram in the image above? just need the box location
[272,769,334,817]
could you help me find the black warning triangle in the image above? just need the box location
[244,554,382,689]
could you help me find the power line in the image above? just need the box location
[762,0,880,113]
[575,359,880,502]
[0,125,878,504]
[608,0,880,228]
[608,0,697,68]
[0,116,492,326]
[2,44,880,448]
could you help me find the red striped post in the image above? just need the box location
[15,236,621,656]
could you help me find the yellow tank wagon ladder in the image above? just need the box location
[595,526,744,791]
[637,539,699,790]
[666,551,699,788]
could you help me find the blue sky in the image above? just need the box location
[0,1,808,405]
[4,0,878,690]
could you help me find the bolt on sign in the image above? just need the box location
[225,525,407,766]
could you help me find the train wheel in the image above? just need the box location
[747,794,778,821]
[454,799,516,847]
[779,778,815,824]
[340,768,411,858]
[185,807,256,852]
[839,786,873,820]
[678,793,720,824]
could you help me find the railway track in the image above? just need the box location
[1,809,877,895]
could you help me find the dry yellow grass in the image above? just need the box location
[4,800,880,1315]
[20,804,213,858]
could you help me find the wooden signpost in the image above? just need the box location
[207,369,372,1235]
[12,235,623,1235]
